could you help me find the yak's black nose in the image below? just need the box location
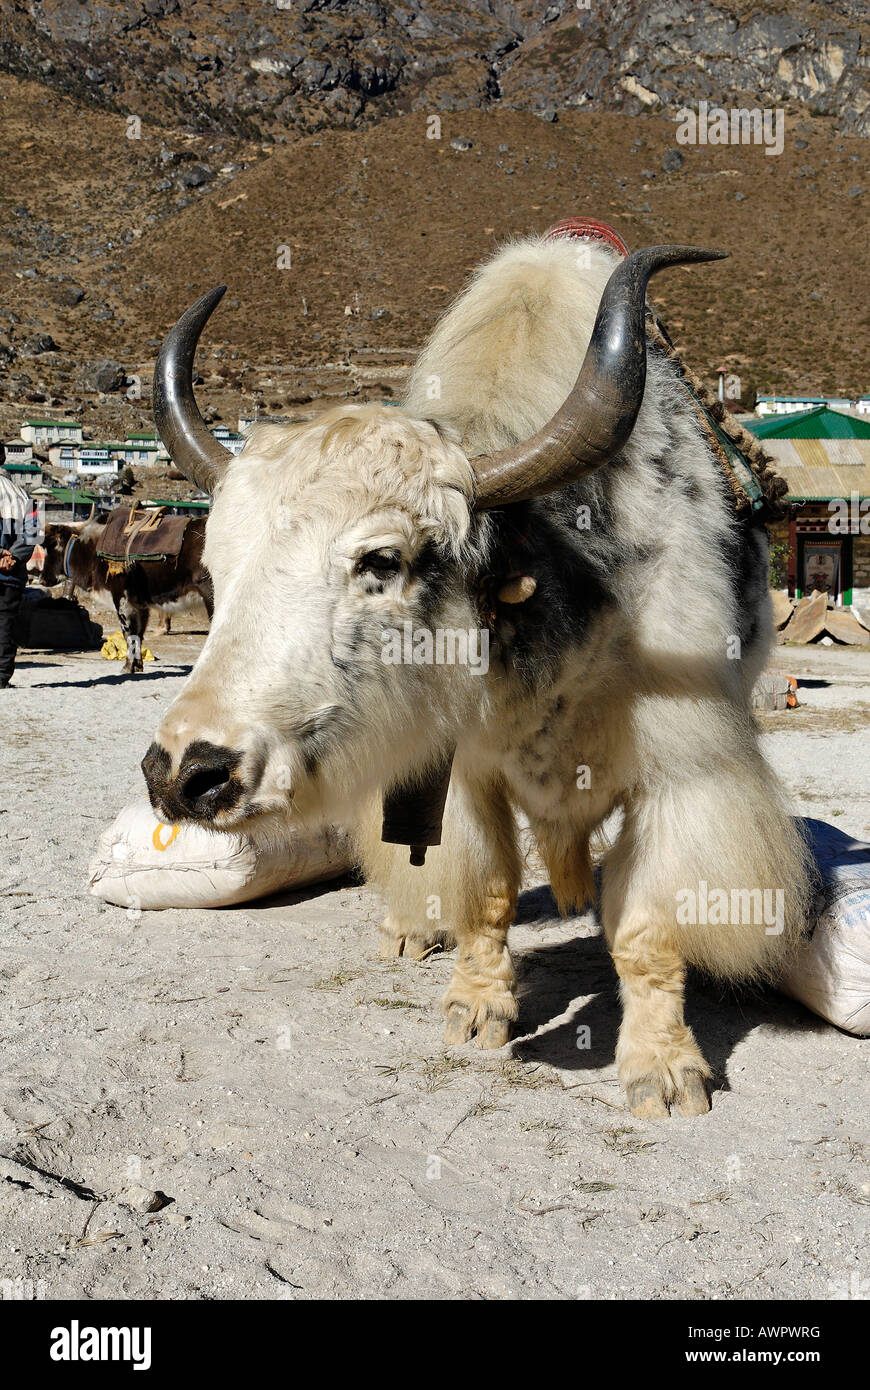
[141,739,243,821]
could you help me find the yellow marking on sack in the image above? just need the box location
[152,823,180,852]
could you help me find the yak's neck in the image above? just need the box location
[67,531,99,586]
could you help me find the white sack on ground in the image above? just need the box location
[778,818,870,1036]
[88,798,352,909]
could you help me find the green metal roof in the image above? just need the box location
[3,461,41,473]
[142,497,210,510]
[48,487,98,503]
[744,407,870,441]
[26,418,81,429]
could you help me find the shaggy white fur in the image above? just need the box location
[151,234,813,1119]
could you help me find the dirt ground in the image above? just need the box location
[1,605,868,1302]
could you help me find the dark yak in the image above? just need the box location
[32,509,212,673]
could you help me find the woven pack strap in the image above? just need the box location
[123,507,165,556]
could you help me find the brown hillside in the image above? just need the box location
[1,72,868,452]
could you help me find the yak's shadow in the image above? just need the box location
[224,869,362,912]
[510,884,827,1091]
[31,665,192,688]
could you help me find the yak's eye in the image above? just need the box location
[356,549,403,578]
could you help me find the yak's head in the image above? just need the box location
[27,518,100,589]
[142,245,723,832]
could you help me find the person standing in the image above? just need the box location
[0,449,40,687]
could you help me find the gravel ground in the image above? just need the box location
[1,613,868,1302]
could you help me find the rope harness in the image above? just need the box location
[645,309,788,521]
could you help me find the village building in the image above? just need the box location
[21,417,83,446]
[75,445,121,476]
[119,439,160,467]
[2,437,43,488]
[212,424,246,455]
[3,439,34,464]
[122,432,170,465]
[756,394,864,417]
[46,442,125,475]
[41,485,98,522]
[2,458,44,488]
[47,441,79,470]
[745,407,870,608]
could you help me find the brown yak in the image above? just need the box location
[31,510,212,673]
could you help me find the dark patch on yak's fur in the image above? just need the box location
[330,618,365,676]
[182,739,242,772]
[723,518,769,655]
[294,706,350,779]
[247,744,269,800]
[142,739,245,821]
[411,538,456,627]
[630,539,664,569]
[650,454,674,488]
[471,493,613,691]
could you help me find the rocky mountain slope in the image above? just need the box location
[0,2,868,467]
[2,1,869,137]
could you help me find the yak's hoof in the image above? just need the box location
[378,924,441,961]
[626,1076,671,1120]
[675,1069,712,1118]
[379,929,404,959]
[403,936,439,961]
[443,1000,512,1049]
[443,1001,474,1045]
[625,1069,711,1119]
[476,1016,512,1049]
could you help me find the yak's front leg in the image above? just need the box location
[118,596,148,675]
[607,929,711,1119]
[602,806,712,1119]
[442,878,518,1049]
[441,776,521,1050]
[361,773,520,1045]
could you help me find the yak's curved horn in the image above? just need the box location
[471,245,727,511]
[153,285,231,495]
